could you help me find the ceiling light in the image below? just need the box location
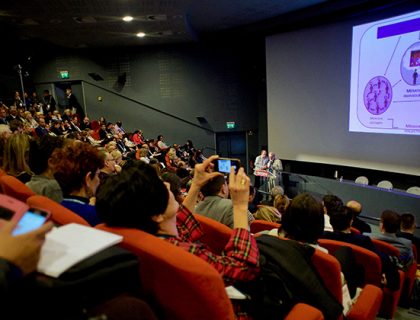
[122,16,133,22]
[136,32,146,38]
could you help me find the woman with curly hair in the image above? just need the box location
[49,141,104,225]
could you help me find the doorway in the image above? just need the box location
[215,131,247,173]
[54,81,84,114]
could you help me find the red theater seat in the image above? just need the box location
[0,175,35,202]
[311,247,382,320]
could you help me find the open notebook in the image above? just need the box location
[37,223,122,278]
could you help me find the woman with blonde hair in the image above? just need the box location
[2,133,33,182]
[273,194,290,215]
[253,205,281,223]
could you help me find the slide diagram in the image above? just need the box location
[349,10,420,135]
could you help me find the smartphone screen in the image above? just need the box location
[217,159,232,173]
[12,209,48,236]
[215,158,241,174]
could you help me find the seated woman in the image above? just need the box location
[49,141,104,226]
[96,155,260,286]
[2,133,33,183]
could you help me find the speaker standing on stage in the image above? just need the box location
[254,149,269,188]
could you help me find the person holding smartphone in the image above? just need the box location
[96,156,260,288]
[0,219,53,298]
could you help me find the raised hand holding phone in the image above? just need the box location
[229,167,250,230]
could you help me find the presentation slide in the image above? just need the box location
[349,10,420,135]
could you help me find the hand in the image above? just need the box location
[229,167,251,230]
[229,167,250,209]
[191,155,222,188]
[0,220,53,275]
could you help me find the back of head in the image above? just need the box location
[161,172,182,198]
[346,200,362,217]
[271,186,284,198]
[380,210,401,234]
[29,135,64,175]
[400,213,416,231]
[273,194,290,214]
[282,193,324,244]
[2,133,32,175]
[329,206,354,232]
[96,161,169,234]
[200,175,226,197]
[323,194,344,215]
[254,205,281,223]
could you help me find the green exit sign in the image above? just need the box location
[60,70,70,79]
[226,122,235,129]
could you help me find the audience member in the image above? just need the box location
[26,135,64,202]
[346,200,371,234]
[2,133,33,183]
[322,206,400,290]
[273,194,290,216]
[42,90,56,114]
[156,134,169,151]
[281,193,325,249]
[50,141,104,226]
[96,156,259,286]
[368,210,414,267]
[397,213,420,263]
[322,194,343,232]
[195,174,254,228]
[99,151,119,184]
[254,205,281,223]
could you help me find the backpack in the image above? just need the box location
[236,235,343,320]
[8,246,141,319]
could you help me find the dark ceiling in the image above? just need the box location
[0,0,403,49]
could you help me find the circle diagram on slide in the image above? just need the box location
[400,42,420,86]
[349,10,420,135]
[363,76,392,115]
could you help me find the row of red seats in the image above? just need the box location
[0,174,323,319]
[1,173,415,319]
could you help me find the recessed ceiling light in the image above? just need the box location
[122,16,133,22]
[136,32,146,38]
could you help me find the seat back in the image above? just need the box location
[0,175,35,202]
[96,224,235,320]
[355,176,369,185]
[318,239,382,286]
[377,180,393,190]
[371,239,400,257]
[311,249,343,303]
[316,240,384,320]
[350,227,361,235]
[250,219,281,234]
[193,214,232,255]
[27,195,89,226]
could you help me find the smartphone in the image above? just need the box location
[12,208,50,236]
[213,158,241,174]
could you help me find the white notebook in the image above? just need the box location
[37,223,123,278]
